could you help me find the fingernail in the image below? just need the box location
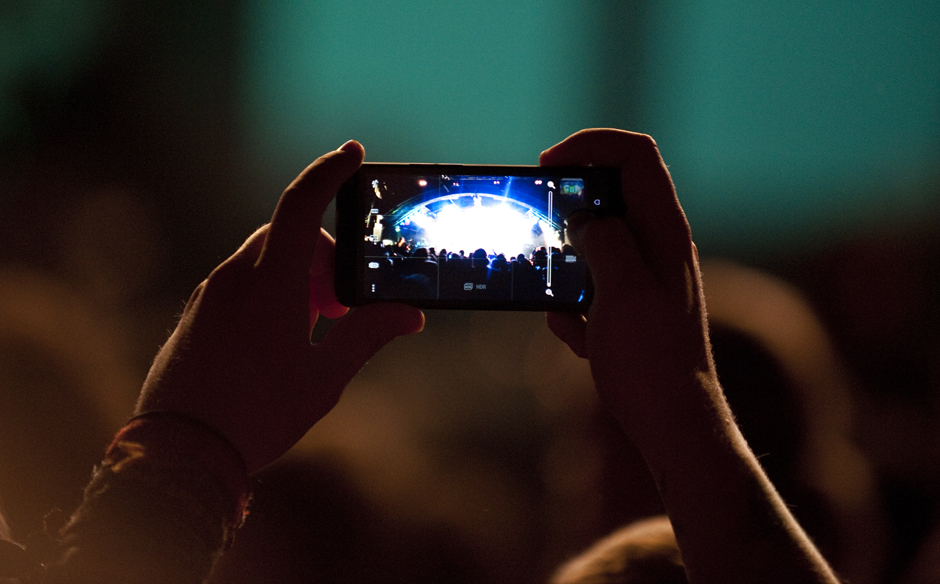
[338,140,358,152]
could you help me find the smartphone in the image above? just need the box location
[335,163,623,311]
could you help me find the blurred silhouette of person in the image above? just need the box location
[700,259,886,584]
[206,455,487,584]
[0,269,142,538]
[550,516,686,584]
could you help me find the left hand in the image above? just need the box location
[135,141,425,475]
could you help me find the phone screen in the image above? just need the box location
[335,163,622,311]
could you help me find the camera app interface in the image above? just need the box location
[360,171,594,304]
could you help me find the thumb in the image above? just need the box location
[545,311,588,358]
[312,303,425,381]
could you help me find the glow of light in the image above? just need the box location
[418,179,428,187]
[538,219,563,250]
[414,201,543,256]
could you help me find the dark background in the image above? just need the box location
[1,1,938,582]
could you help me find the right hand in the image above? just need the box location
[541,129,841,584]
[540,129,718,446]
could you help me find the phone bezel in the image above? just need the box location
[334,162,623,311]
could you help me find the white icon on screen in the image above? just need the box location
[545,288,554,297]
[464,282,474,291]
[368,262,380,269]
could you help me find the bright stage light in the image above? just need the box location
[410,197,562,256]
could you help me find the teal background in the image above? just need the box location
[241,0,603,166]
[641,1,940,254]
[240,0,939,256]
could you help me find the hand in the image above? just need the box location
[541,130,840,584]
[135,141,425,475]
[540,129,716,448]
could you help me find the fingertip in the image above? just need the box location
[338,139,365,159]
[363,302,425,336]
[545,311,588,358]
[538,141,569,167]
[409,308,426,334]
[319,302,350,320]
[394,304,426,335]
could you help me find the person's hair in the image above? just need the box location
[550,516,687,584]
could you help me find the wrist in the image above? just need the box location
[40,414,253,582]
[104,412,250,542]
[609,373,767,507]
[601,371,732,457]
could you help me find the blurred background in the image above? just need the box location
[1,0,938,582]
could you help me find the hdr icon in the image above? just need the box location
[463,283,487,291]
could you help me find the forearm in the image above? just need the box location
[625,377,840,584]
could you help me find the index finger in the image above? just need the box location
[257,140,365,275]
[539,129,693,281]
